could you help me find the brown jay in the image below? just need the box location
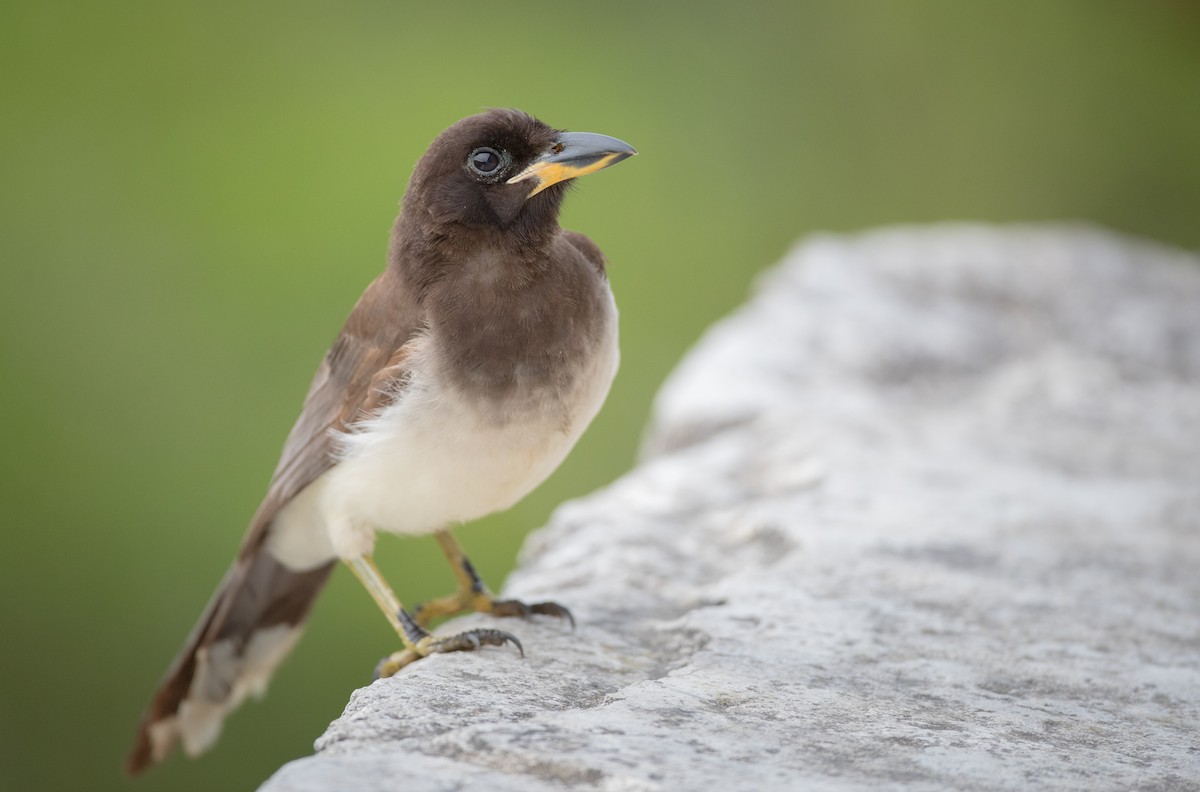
[127,108,636,774]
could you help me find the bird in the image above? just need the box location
[126,108,636,775]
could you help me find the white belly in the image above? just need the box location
[267,306,618,568]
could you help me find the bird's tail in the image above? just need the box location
[126,549,334,775]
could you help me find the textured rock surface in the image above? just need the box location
[261,225,1200,792]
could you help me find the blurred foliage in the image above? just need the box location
[1,1,1198,790]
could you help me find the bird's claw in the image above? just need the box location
[424,627,524,657]
[373,627,523,679]
[489,598,576,629]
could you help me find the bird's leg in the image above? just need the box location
[346,555,522,678]
[410,529,575,629]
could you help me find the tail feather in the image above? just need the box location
[126,550,334,775]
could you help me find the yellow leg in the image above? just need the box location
[345,554,523,678]
[347,556,408,637]
[411,529,575,629]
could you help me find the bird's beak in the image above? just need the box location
[507,132,637,197]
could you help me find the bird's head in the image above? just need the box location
[402,109,636,241]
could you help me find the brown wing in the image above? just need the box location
[240,265,425,556]
[127,266,423,775]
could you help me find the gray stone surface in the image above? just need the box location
[261,225,1200,792]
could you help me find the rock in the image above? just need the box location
[261,225,1200,792]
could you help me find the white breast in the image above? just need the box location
[267,296,618,568]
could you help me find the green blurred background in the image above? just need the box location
[2,1,1198,790]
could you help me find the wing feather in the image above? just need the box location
[127,266,423,774]
[239,266,423,558]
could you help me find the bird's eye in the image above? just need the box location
[467,147,503,177]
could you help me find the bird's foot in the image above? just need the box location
[412,529,576,629]
[373,608,523,678]
[487,597,576,628]
[412,590,575,629]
